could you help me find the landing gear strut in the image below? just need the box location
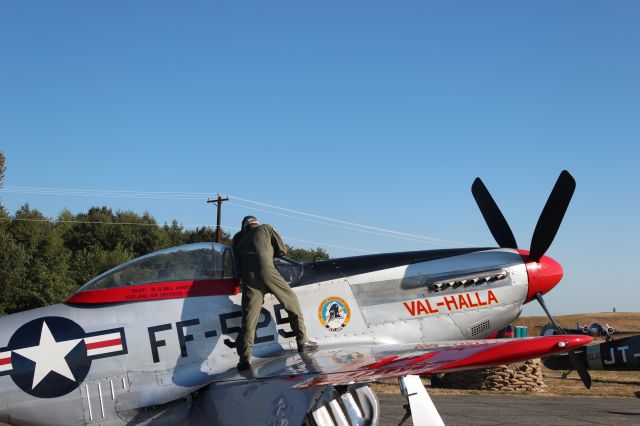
[398,375,444,426]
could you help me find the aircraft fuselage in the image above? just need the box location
[0,246,537,425]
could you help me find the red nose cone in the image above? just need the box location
[518,250,564,303]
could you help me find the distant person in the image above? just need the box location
[232,216,318,370]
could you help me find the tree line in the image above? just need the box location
[0,152,328,315]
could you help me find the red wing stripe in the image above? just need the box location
[367,356,400,369]
[440,335,592,371]
[86,338,122,350]
[295,335,593,388]
[408,352,437,366]
[0,357,11,366]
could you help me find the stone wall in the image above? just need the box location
[436,358,546,392]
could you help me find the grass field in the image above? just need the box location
[514,311,640,336]
[372,312,640,398]
[373,368,640,398]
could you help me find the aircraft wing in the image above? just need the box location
[246,334,591,387]
[189,335,591,425]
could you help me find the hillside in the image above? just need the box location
[515,312,640,336]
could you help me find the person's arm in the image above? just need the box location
[270,226,288,257]
[231,232,243,277]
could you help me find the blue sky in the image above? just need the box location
[1,1,638,316]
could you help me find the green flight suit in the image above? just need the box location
[233,224,308,361]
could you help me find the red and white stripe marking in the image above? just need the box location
[0,351,12,373]
[84,333,123,357]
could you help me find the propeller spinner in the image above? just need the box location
[471,170,590,388]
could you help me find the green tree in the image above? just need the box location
[62,207,166,256]
[111,210,165,256]
[8,205,75,311]
[184,226,231,245]
[285,246,330,263]
[162,220,186,247]
[70,243,134,286]
[0,151,9,227]
[0,151,4,186]
[62,206,116,252]
[0,231,28,315]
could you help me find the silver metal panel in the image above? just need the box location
[418,315,467,342]
[3,388,85,425]
[451,304,523,339]
[189,378,317,426]
[291,279,373,346]
[312,406,335,426]
[349,249,525,307]
[367,319,423,345]
[80,376,125,424]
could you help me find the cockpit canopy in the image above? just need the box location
[76,243,235,292]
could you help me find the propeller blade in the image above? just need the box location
[535,292,565,333]
[471,178,518,249]
[568,350,592,389]
[529,170,576,261]
[536,292,592,388]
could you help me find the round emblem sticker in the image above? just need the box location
[318,297,351,332]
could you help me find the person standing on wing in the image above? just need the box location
[232,215,318,370]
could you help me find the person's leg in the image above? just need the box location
[237,283,265,363]
[265,272,308,345]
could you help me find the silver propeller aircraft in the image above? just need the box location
[0,171,592,426]
[541,321,640,341]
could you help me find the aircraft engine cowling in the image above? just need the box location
[305,384,380,426]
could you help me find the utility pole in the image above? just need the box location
[207,194,229,243]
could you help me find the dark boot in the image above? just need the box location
[297,340,319,352]
[237,358,252,371]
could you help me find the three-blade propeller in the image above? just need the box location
[472,170,590,388]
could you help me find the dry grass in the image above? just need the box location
[372,367,640,397]
[541,368,640,397]
[514,312,640,337]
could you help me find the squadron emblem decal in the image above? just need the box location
[318,297,351,332]
[0,316,127,398]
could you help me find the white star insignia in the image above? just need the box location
[14,321,82,389]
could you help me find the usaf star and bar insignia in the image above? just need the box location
[0,316,127,398]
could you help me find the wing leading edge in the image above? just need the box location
[295,335,592,387]
[210,335,590,388]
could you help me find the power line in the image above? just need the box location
[0,217,372,254]
[1,217,186,227]
[0,186,475,246]
[229,195,470,246]
[1,187,206,200]
[283,237,374,254]
[226,201,436,245]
